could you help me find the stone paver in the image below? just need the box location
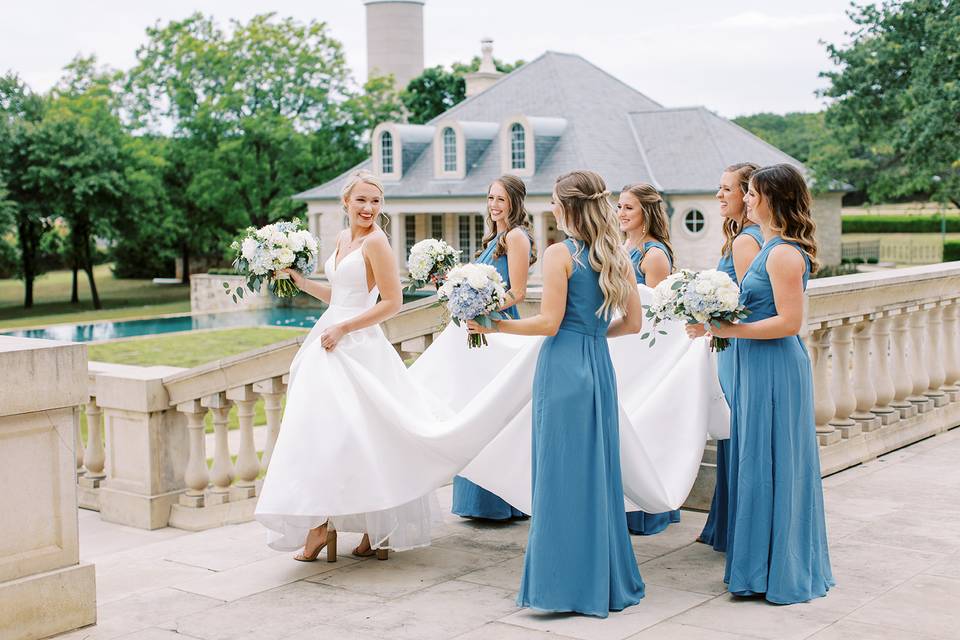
[56,427,960,640]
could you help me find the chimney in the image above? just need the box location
[464,38,504,98]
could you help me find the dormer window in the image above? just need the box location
[442,127,457,172]
[380,131,394,174]
[510,123,526,170]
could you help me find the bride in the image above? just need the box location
[255,170,437,561]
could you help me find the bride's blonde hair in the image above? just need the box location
[554,171,634,319]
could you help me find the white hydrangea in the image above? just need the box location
[241,237,258,260]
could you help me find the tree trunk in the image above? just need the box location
[181,240,191,285]
[82,238,101,310]
[24,273,34,308]
[71,259,79,304]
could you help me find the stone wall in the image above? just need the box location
[0,337,96,640]
[190,274,272,313]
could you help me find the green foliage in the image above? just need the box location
[819,0,960,207]
[402,57,525,124]
[125,13,401,232]
[841,214,960,233]
[811,263,859,279]
[944,240,960,262]
[732,112,828,166]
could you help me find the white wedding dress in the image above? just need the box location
[256,248,728,551]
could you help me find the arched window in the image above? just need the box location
[683,209,706,234]
[442,127,457,172]
[510,123,526,170]
[380,131,394,174]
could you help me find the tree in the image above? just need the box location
[732,112,829,166]
[0,73,50,307]
[403,57,525,124]
[819,0,960,207]
[124,13,402,280]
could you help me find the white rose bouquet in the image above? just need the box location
[405,238,461,292]
[644,268,748,351]
[226,219,318,301]
[438,263,507,348]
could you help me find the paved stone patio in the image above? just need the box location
[56,427,960,640]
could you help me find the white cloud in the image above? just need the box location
[716,11,846,30]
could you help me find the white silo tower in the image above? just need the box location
[364,0,425,90]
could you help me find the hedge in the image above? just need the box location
[842,214,960,233]
[945,240,960,262]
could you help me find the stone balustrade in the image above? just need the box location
[72,262,960,529]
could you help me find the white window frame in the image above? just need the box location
[380,131,394,175]
[442,127,457,173]
[681,208,707,236]
[510,123,526,170]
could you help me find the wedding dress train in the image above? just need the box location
[256,249,728,550]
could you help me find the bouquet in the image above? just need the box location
[406,238,461,292]
[644,269,749,351]
[226,219,318,301]
[438,263,508,348]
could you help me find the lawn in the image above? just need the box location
[88,326,308,368]
[0,264,190,329]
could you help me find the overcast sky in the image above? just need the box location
[1,0,858,118]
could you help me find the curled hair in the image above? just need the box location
[620,183,675,268]
[554,171,634,319]
[749,164,820,273]
[477,175,538,266]
[720,162,760,255]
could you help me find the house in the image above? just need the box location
[294,48,842,275]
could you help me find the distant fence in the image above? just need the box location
[841,240,880,262]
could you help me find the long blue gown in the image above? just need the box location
[699,224,764,552]
[451,232,526,520]
[724,237,834,603]
[625,241,682,536]
[517,238,645,617]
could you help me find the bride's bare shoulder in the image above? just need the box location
[360,228,392,256]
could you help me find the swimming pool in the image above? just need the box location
[1,308,330,342]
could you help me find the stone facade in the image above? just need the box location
[0,337,96,640]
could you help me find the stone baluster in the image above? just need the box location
[203,392,234,504]
[828,323,861,439]
[942,300,960,400]
[75,406,85,478]
[809,327,840,445]
[906,305,932,411]
[924,304,947,406]
[80,397,106,486]
[255,377,286,474]
[889,311,916,418]
[178,399,209,507]
[869,313,898,425]
[228,384,259,499]
[850,319,879,432]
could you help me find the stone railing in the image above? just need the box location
[74,263,960,529]
[804,262,960,475]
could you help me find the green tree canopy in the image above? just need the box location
[819,0,960,207]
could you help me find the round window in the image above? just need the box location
[683,209,706,234]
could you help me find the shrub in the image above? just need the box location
[866,257,879,264]
[811,263,859,279]
[842,214,960,233]
[945,240,960,263]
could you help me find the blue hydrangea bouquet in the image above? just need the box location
[438,263,508,348]
[226,219,319,301]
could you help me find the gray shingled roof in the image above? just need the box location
[628,107,806,193]
[294,51,819,201]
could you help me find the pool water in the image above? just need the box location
[1,308,330,343]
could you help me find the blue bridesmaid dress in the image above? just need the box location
[625,241,682,535]
[699,224,763,552]
[724,237,834,603]
[517,238,644,617]
[451,232,526,520]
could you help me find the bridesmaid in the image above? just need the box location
[709,163,834,603]
[617,183,681,536]
[452,175,537,520]
[470,170,645,617]
[687,162,762,552]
